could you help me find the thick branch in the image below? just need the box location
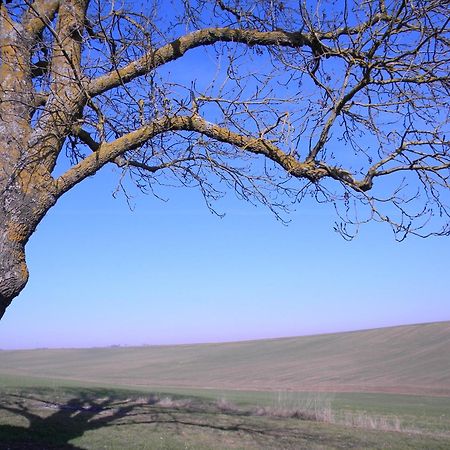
[1,3,34,167]
[23,0,60,41]
[56,114,359,196]
[28,0,88,174]
[88,27,319,97]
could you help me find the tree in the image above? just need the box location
[0,0,449,320]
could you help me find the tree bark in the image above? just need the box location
[0,4,59,318]
[0,179,57,319]
[0,136,58,319]
[0,229,29,320]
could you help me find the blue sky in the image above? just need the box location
[0,164,448,349]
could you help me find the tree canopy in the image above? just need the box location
[0,0,449,318]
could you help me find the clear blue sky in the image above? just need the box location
[0,164,448,349]
[0,0,449,349]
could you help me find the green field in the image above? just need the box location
[1,321,449,448]
[2,321,450,395]
[1,376,449,449]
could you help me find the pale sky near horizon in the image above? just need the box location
[1,0,449,350]
[1,163,449,350]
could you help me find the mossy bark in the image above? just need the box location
[0,178,57,319]
[0,232,29,320]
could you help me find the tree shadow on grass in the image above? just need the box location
[0,389,143,449]
[0,388,290,449]
[0,388,415,450]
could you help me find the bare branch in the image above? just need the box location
[58,113,363,196]
[87,27,320,97]
[23,0,60,41]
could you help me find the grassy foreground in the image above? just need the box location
[0,375,449,449]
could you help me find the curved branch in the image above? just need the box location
[56,114,360,197]
[87,27,320,97]
[23,0,60,41]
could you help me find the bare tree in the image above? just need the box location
[1,0,449,319]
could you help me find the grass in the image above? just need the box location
[2,373,449,436]
[1,383,450,449]
[1,321,449,396]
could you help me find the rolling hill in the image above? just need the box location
[1,321,449,396]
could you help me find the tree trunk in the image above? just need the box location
[0,230,29,320]
[0,177,57,319]
[0,192,35,319]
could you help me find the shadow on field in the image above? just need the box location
[0,392,137,449]
[0,390,300,449]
